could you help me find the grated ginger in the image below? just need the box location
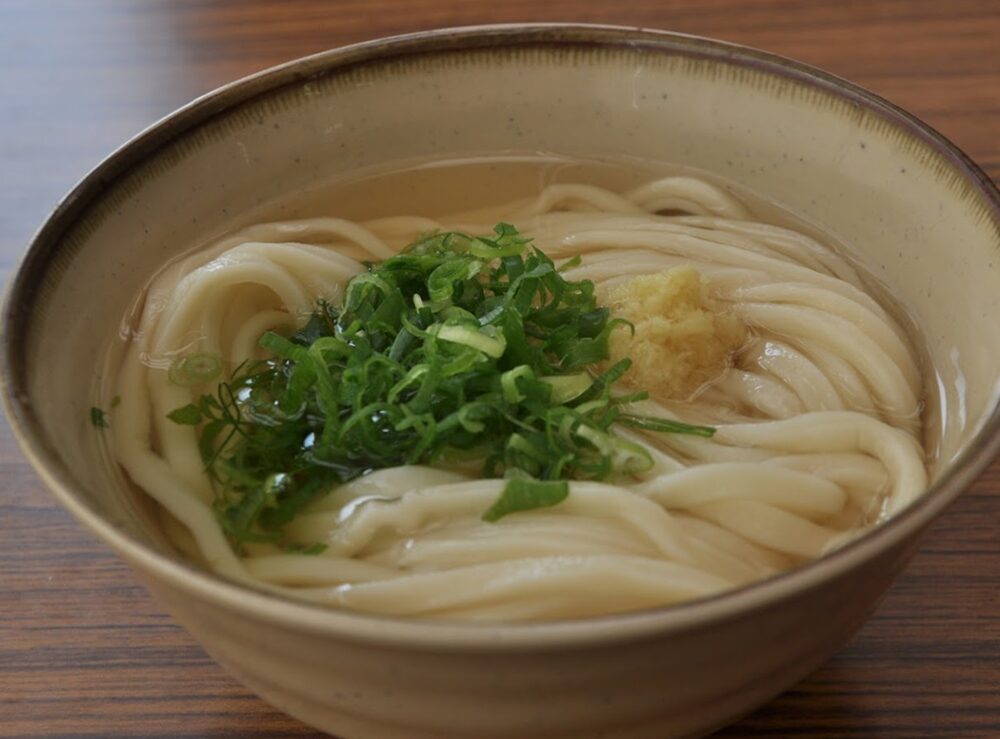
[604,266,746,401]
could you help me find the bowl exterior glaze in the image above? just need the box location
[144,531,924,739]
[4,25,1000,739]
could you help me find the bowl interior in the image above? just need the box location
[7,27,1000,617]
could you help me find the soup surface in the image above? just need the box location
[101,156,934,620]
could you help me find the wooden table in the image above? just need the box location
[2,1,999,736]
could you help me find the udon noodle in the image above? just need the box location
[110,174,928,620]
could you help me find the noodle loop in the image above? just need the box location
[110,174,928,620]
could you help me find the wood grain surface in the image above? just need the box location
[2,1,999,737]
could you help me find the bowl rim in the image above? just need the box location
[4,23,1000,651]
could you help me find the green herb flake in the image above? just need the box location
[90,406,109,429]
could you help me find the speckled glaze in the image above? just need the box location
[4,25,1000,739]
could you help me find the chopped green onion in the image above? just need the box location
[501,365,535,403]
[540,373,592,404]
[281,541,329,555]
[482,478,570,522]
[165,223,715,548]
[618,415,717,438]
[434,324,507,358]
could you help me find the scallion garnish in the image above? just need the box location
[482,478,569,523]
[167,223,715,549]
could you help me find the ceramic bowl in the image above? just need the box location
[4,25,1000,739]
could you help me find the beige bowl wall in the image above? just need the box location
[5,26,1000,739]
